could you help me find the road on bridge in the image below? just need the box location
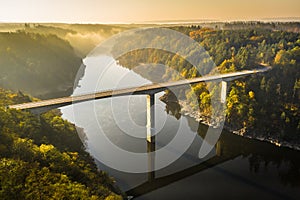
[8,67,270,111]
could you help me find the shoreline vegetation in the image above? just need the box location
[178,100,300,151]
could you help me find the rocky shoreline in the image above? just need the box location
[179,100,300,151]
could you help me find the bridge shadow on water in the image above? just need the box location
[91,101,300,200]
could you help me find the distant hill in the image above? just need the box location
[0,31,82,98]
[0,23,135,98]
[0,23,131,57]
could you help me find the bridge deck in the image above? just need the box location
[8,68,269,111]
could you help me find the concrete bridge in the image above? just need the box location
[9,68,268,112]
[9,68,269,143]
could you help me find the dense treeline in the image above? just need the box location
[0,88,123,199]
[224,21,300,32]
[0,31,82,98]
[191,27,299,140]
[117,26,300,141]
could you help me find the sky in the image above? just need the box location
[0,0,299,23]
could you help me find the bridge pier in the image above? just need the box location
[221,81,228,104]
[146,93,156,181]
[214,81,227,157]
[147,94,155,143]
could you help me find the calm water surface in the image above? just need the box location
[61,56,300,200]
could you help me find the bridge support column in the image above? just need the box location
[147,94,155,143]
[146,94,155,181]
[221,81,228,104]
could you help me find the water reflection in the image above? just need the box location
[164,102,182,120]
[127,101,300,199]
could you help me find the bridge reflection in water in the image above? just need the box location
[126,106,299,199]
[128,97,237,198]
[126,92,298,199]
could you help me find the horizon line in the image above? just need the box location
[1,17,300,25]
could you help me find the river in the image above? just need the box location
[61,55,300,200]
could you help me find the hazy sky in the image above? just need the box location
[0,0,299,23]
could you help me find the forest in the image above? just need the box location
[0,31,82,98]
[0,88,123,199]
[0,23,132,99]
[117,25,300,142]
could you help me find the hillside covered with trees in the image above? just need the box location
[116,24,300,143]
[0,23,132,99]
[0,88,123,199]
[0,31,82,98]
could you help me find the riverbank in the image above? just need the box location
[179,100,300,151]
